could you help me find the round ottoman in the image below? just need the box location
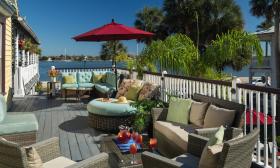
[87,98,137,132]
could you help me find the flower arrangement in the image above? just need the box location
[19,39,25,50]
[48,69,59,77]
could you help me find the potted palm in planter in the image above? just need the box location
[131,99,165,137]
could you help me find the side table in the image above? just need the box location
[47,81,60,98]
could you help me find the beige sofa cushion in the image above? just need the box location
[199,126,225,168]
[189,101,209,127]
[43,156,76,168]
[25,147,43,168]
[154,121,199,152]
[203,105,236,128]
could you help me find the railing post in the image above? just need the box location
[231,76,239,102]
[161,71,167,102]
[271,94,277,168]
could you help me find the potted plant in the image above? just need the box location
[35,82,43,95]
[23,39,32,52]
[131,99,165,137]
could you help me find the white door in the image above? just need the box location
[0,23,3,94]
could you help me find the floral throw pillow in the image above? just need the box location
[138,82,160,101]
[115,79,135,98]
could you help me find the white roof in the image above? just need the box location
[252,26,275,35]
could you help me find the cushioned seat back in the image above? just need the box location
[78,72,92,83]
[0,138,28,168]
[61,72,77,84]
[0,95,7,123]
[192,94,245,128]
[106,72,117,87]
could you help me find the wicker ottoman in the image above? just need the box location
[87,99,137,132]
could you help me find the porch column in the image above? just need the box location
[15,33,19,68]
[26,51,29,66]
[22,50,25,67]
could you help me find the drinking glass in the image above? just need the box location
[130,143,137,164]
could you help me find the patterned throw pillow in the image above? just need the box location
[138,82,159,101]
[115,79,135,98]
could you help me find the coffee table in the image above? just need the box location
[100,135,151,168]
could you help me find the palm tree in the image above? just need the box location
[163,0,244,45]
[134,7,168,44]
[100,41,127,61]
[250,0,280,88]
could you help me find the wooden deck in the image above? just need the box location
[8,95,107,161]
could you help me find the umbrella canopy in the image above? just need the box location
[246,109,273,125]
[73,19,154,41]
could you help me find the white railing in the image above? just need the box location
[14,63,39,97]
[21,63,39,84]
[57,67,113,74]
[142,71,279,168]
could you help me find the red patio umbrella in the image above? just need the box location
[73,19,154,89]
[246,109,273,125]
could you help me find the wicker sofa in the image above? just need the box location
[0,95,38,146]
[152,93,245,158]
[142,128,259,168]
[0,137,109,168]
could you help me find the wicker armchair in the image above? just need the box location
[0,137,109,168]
[142,129,259,168]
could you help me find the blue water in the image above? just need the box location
[39,61,249,81]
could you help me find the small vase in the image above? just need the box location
[51,77,56,82]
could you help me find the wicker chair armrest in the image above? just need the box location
[195,127,220,138]
[67,153,109,168]
[151,108,168,123]
[195,127,243,140]
[141,151,182,168]
[28,137,61,163]
[187,133,209,157]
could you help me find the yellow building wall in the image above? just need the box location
[4,17,13,108]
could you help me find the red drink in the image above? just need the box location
[149,138,157,149]
[130,143,137,154]
[136,134,143,144]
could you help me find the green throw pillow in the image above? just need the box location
[166,98,192,125]
[63,75,76,84]
[124,83,143,101]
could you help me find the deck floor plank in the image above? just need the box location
[8,96,102,161]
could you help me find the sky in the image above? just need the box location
[18,0,263,56]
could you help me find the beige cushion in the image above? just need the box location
[189,101,209,127]
[25,147,43,168]
[154,121,190,152]
[203,105,236,128]
[43,156,76,168]
[199,126,225,168]
[172,153,200,168]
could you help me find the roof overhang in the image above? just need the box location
[0,0,16,17]
[252,26,275,41]
[16,16,40,44]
